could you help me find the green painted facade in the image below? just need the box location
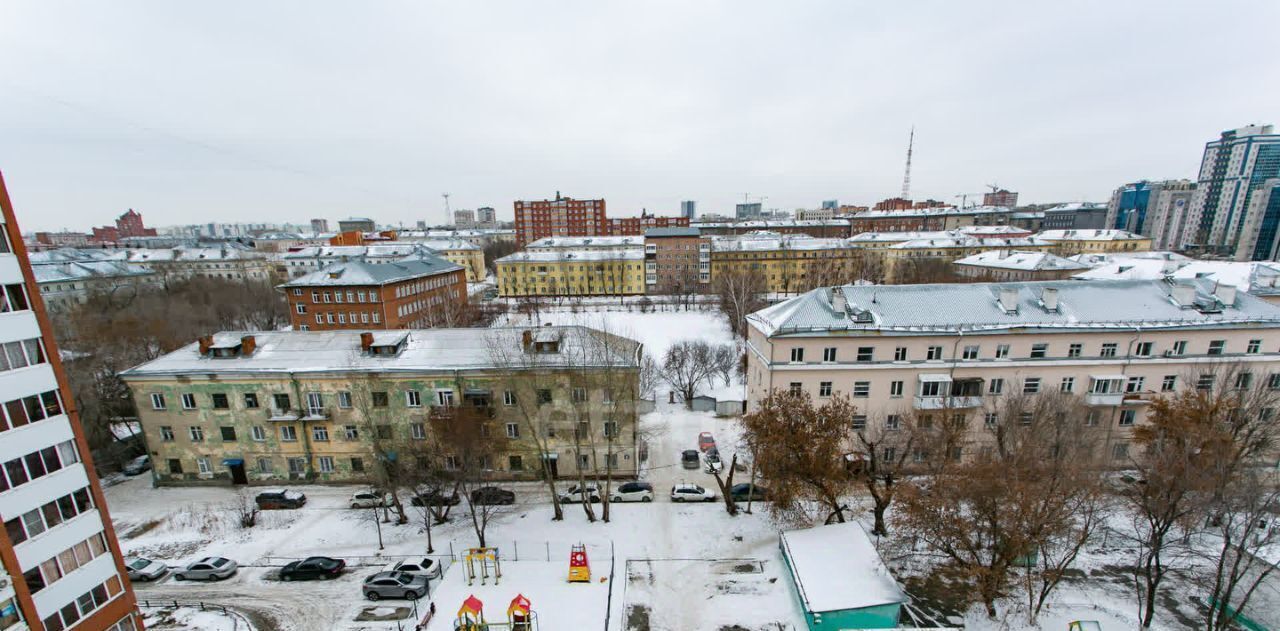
[779,541,905,630]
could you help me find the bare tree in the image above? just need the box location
[430,399,508,548]
[712,266,767,340]
[659,339,721,407]
[853,412,917,536]
[227,488,260,529]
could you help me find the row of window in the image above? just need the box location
[786,338,1267,364]
[39,574,125,631]
[23,532,110,595]
[165,450,607,477]
[0,389,64,434]
[0,439,81,493]
[0,282,30,314]
[798,372,1280,399]
[0,337,46,374]
[393,275,455,298]
[5,486,96,545]
[309,310,382,325]
[150,387,591,412]
[298,288,382,304]
[864,440,1135,467]
[159,418,619,445]
[851,407,1140,433]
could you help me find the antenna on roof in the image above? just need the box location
[901,126,915,200]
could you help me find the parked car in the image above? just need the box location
[698,432,716,452]
[670,483,716,502]
[174,557,237,581]
[681,449,701,469]
[410,488,461,507]
[122,455,151,476]
[349,490,391,509]
[729,483,769,502]
[469,487,515,505]
[704,450,723,474]
[559,484,601,503]
[124,556,168,581]
[611,481,654,503]
[280,556,346,581]
[386,557,442,580]
[363,571,429,601]
[255,489,307,510]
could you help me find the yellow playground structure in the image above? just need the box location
[463,547,502,585]
[454,594,538,631]
[567,543,591,582]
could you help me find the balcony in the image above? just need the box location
[267,407,300,421]
[1084,393,1124,406]
[913,395,984,410]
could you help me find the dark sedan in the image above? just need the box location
[729,483,769,502]
[279,556,345,581]
[410,489,462,507]
[469,486,515,505]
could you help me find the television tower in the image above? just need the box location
[901,126,915,200]
[442,193,451,225]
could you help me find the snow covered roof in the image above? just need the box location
[1035,229,1147,242]
[1073,257,1280,293]
[496,250,644,263]
[889,236,1051,250]
[954,250,1089,271]
[747,279,1280,337]
[127,245,265,262]
[28,248,128,263]
[1068,251,1188,267]
[1044,202,1106,212]
[780,521,906,613]
[851,205,1012,219]
[525,236,644,249]
[279,256,462,287]
[710,233,853,252]
[31,260,154,283]
[691,219,850,228]
[119,326,641,378]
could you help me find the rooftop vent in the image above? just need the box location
[1040,287,1060,313]
[830,288,848,314]
[1171,284,1197,308]
[998,288,1020,315]
[1214,283,1238,308]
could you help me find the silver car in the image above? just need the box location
[386,557,442,580]
[125,556,168,581]
[174,556,237,581]
[363,571,429,600]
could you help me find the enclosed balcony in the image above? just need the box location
[913,374,984,410]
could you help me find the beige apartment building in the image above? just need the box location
[746,279,1280,463]
[119,327,641,485]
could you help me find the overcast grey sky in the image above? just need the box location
[1,1,1276,232]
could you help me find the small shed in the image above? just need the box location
[688,395,717,412]
[779,521,907,630]
[715,399,745,417]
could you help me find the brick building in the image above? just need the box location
[280,256,466,331]
[606,211,690,236]
[513,194,608,247]
[90,209,157,244]
[643,227,709,293]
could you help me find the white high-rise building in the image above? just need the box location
[1184,124,1280,257]
[0,173,140,631]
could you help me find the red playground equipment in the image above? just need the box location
[453,594,539,630]
[568,543,591,582]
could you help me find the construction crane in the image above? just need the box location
[954,193,984,209]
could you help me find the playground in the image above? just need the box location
[423,544,612,631]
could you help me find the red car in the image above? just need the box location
[698,432,716,453]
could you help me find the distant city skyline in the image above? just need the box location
[1,1,1277,232]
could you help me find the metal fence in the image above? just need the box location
[137,599,254,631]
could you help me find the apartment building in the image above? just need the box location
[692,220,851,239]
[524,236,644,253]
[1185,124,1280,257]
[280,257,466,331]
[708,232,867,293]
[26,250,160,313]
[118,327,641,484]
[1034,229,1152,254]
[281,242,485,282]
[952,250,1088,281]
[643,228,709,293]
[126,245,272,282]
[605,213,690,236]
[513,194,607,247]
[848,206,1017,233]
[745,279,1280,464]
[494,250,645,297]
[0,174,140,630]
[1237,179,1280,262]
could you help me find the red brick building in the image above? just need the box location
[280,256,467,331]
[643,227,709,294]
[607,211,690,236]
[513,194,607,246]
[91,209,157,243]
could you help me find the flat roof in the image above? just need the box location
[780,521,906,613]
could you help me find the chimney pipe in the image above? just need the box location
[1041,287,1059,312]
[240,335,256,356]
[1215,283,1238,307]
[1171,284,1196,307]
[998,288,1019,314]
[831,287,847,313]
[360,331,374,352]
[197,335,213,355]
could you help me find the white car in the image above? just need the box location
[559,484,601,503]
[610,482,654,502]
[350,490,391,509]
[670,483,716,502]
[125,556,168,581]
[385,557,443,580]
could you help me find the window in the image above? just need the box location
[884,415,900,431]
[984,412,998,428]
[889,380,904,397]
[168,458,183,475]
[219,426,236,441]
[1235,372,1254,390]
[926,346,943,360]
[196,458,211,474]
[351,457,364,472]
[150,394,166,410]
[1019,412,1033,426]
[604,421,618,438]
[894,347,907,361]
[1100,343,1117,358]
[188,426,204,442]
[1067,343,1082,358]
[1030,343,1048,359]
[850,414,867,429]
[818,382,833,397]
[410,423,427,440]
[1112,443,1129,461]
[995,344,1010,359]
[988,378,1004,395]
[572,387,587,403]
[250,425,266,441]
[856,347,874,362]
[1247,339,1262,354]
[1208,340,1225,356]
[344,425,358,440]
[1160,375,1177,392]
[852,381,870,398]
[160,426,175,441]
[1060,377,1075,393]
[823,347,837,362]
[1197,374,1215,391]
[317,457,334,473]
[1126,376,1146,393]
[312,426,329,441]
[211,393,229,409]
[505,422,521,439]
[537,389,553,404]
[1119,410,1136,426]
[295,303,306,315]
[1086,410,1100,427]
[788,382,802,396]
[280,425,297,441]
[405,390,422,407]
[371,392,389,407]
[257,458,272,474]
[790,348,804,362]
[288,458,306,474]
[376,425,392,440]
[273,393,291,410]
[181,393,196,410]
[503,390,516,406]
[1269,374,1280,390]
[1170,340,1187,356]
[1135,342,1153,357]
[508,455,524,471]
[337,391,352,409]
[920,380,944,397]
[1023,378,1041,394]
[243,393,259,409]
[962,345,979,360]
[437,390,455,407]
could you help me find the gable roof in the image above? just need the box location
[278,255,462,287]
